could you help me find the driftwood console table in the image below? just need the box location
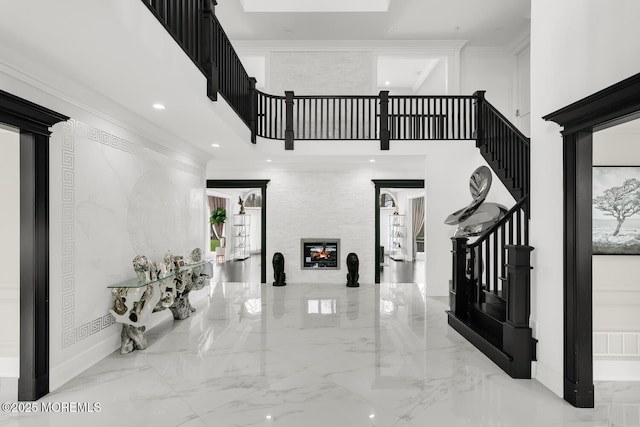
[108,257,210,354]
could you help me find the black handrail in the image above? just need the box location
[476,92,530,202]
[141,0,204,72]
[468,196,529,249]
[464,195,529,311]
[141,0,254,126]
[211,15,253,125]
[256,91,478,147]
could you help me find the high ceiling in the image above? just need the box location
[217,0,531,47]
[0,0,531,174]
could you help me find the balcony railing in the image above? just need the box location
[142,0,254,126]
[257,91,477,149]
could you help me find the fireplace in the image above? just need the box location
[301,239,340,270]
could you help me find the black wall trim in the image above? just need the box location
[544,72,640,408]
[206,180,269,283]
[0,89,68,401]
[372,179,425,283]
[0,89,68,136]
[543,73,640,135]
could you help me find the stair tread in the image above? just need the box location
[483,288,506,300]
[479,302,506,323]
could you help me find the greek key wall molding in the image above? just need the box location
[59,118,203,348]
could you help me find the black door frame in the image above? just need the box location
[544,72,640,408]
[206,179,269,283]
[372,179,425,283]
[0,89,68,401]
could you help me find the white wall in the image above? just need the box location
[270,51,374,95]
[530,0,640,396]
[266,170,376,283]
[234,40,466,96]
[48,117,206,390]
[0,66,208,390]
[0,126,20,380]
[415,58,448,95]
[460,47,514,122]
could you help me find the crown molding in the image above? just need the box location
[232,39,468,54]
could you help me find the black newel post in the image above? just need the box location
[379,90,390,150]
[502,244,535,379]
[284,91,295,150]
[450,237,469,319]
[473,90,486,149]
[249,77,257,144]
[200,0,218,101]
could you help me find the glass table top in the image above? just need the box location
[108,261,208,288]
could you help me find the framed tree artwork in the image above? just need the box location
[593,166,640,255]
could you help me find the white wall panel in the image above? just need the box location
[266,170,375,283]
[49,119,205,390]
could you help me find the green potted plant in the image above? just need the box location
[209,207,226,251]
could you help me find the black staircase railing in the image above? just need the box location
[475,91,530,204]
[467,196,529,313]
[142,0,204,69]
[141,0,254,127]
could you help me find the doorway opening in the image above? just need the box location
[0,89,68,401]
[591,118,640,388]
[206,180,269,283]
[373,180,425,284]
[544,73,640,408]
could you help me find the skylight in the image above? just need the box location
[240,0,391,13]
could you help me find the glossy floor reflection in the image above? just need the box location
[1,282,638,426]
[211,253,261,283]
[379,256,425,284]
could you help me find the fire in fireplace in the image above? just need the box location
[301,239,340,269]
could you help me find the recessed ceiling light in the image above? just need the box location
[152,103,165,110]
[384,81,390,86]
[266,159,273,162]
[369,414,376,419]
[369,159,376,163]
[211,143,221,148]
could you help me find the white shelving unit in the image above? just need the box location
[233,214,250,260]
[389,214,405,261]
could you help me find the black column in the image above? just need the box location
[284,91,294,150]
[450,237,469,319]
[19,131,50,401]
[563,131,594,408]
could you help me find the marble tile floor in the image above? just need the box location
[1,281,638,427]
[210,253,262,284]
[379,257,425,284]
